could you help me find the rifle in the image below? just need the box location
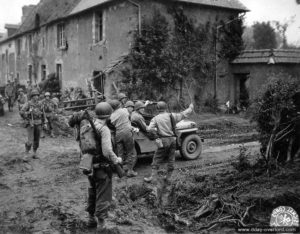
[83,110,125,178]
[29,107,34,127]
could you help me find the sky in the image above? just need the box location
[0,0,299,45]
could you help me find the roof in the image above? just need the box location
[70,0,112,16]
[175,0,248,11]
[1,0,247,42]
[70,0,248,16]
[4,24,19,29]
[231,49,300,64]
[13,0,81,37]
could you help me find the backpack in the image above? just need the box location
[68,111,102,155]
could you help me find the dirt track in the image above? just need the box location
[0,110,263,234]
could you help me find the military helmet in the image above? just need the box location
[107,99,121,110]
[157,101,167,111]
[134,101,145,111]
[45,92,51,96]
[118,93,127,101]
[30,89,40,98]
[125,100,134,108]
[18,88,24,92]
[95,102,113,119]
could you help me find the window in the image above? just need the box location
[28,34,32,53]
[41,65,46,81]
[57,23,66,48]
[42,37,45,48]
[93,10,104,43]
[28,65,32,82]
[17,39,21,56]
[56,64,62,81]
[93,71,105,94]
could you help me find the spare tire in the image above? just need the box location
[180,134,202,160]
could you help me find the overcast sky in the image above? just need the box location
[0,0,299,45]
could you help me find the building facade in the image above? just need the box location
[0,0,248,100]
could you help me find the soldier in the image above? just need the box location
[20,89,46,160]
[5,80,15,112]
[0,94,5,116]
[144,101,194,205]
[68,102,122,230]
[124,100,134,119]
[17,88,28,111]
[109,99,138,177]
[41,92,57,137]
[118,93,128,108]
[131,101,147,132]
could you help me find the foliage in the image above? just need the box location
[120,9,171,100]
[218,17,244,61]
[203,95,219,113]
[252,22,277,49]
[231,145,252,172]
[250,73,300,153]
[121,8,243,106]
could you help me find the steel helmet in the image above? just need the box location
[18,88,24,92]
[125,101,134,108]
[118,93,127,101]
[134,101,145,111]
[107,99,121,110]
[30,89,40,98]
[157,101,167,111]
[95,102,113,119]
[45,92,51,96]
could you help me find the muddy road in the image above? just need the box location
[0,110,261,234]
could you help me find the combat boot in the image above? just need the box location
[144,169,157,183]
[25,143,31,153]
[97,218,106,232]
[32,150,38,159]
[87,214,97,228]
[126,170,138,177]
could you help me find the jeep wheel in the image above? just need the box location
[180,134,202,160]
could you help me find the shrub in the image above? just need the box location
[250,72,300,156]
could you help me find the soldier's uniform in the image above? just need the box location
[5,82,15,112]
[146,102,194,206]
[109,100,137,177]
[17,89,28,111]
[0,94,5,116]
[41,93,57,137]
[68,103,122,230]
[20,90,45,159]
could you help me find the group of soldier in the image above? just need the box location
[10,84,194,231]
[67,92,194,230]
[17,86,58,161]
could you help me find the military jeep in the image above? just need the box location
[132,103,203,161]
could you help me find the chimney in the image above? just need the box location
[4,24,19,37]
[22,5,36,23]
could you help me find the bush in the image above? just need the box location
[250,72,300,156]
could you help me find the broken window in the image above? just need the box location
[93,10,104,43]
[56,64,62,81]
[57,23,66,48]
[41,65,46,81]
[28,65,32,82]
[16,38,21,56]
[28,34,32,53]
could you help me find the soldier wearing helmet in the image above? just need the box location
[131,101,148,133]
[17,88,27,111]
[118,93,128,107]
[5,80,15,112]
[68,102,122,230]
[144,101,194,205]
[20,89,46,161]
[124,100,134,118]
[108,99,138,177]
[41,92,57,137]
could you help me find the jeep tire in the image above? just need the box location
[180,134,202,160]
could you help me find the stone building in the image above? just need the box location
[0,0,248,100]
[230,49,300,107]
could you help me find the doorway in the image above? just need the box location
[234,73,250,109]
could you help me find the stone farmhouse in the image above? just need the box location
[0,0,248,101]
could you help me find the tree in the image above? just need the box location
[252,22,277,49]
[273,16,295,49]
